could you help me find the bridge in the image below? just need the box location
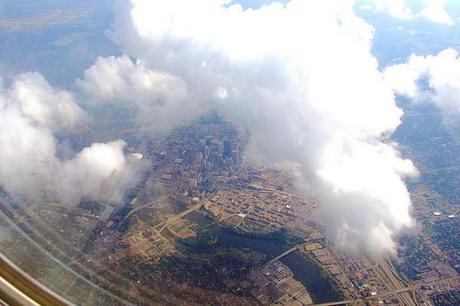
[395,286,417,294]
[265,242,307,266]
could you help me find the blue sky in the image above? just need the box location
[233,0,284,9]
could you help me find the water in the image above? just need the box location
[185,211,289,257]
[185,211,342,303]
[281,252,342,303]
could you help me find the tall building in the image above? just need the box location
[223,140,232,158]
[232,149,240,167]
[196,152,203,163]
[224,157,233,169]
[189,178,198,189]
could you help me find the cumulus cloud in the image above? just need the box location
[358,0,454,25]
[77,55,204,135]
[384,48,460,121]
[420,0,454,25]
[6,72,86,132]
[0,72,142,204]
[77,0,419,254]
[57,140,142,204]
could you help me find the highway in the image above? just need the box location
[251,186,307,201]
[396,286,417,294]
[375,257,418,306]
[117,195,202,233]
[117,195,169,229]
[156,203,203,232]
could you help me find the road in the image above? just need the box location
[375,257,418,306]
[117,195,169,229]
[252,186,307,201]
[396,286,417,294]
[156,203,203,232]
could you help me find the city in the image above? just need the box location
[1,113,459,305]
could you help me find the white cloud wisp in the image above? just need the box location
[385,48,460,123]
[358,0,454,25]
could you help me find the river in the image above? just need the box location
[185,211,342,304]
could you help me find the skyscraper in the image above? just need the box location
[232,149,240,167]
[223,140,232,158]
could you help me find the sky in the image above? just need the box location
[236,0,459,25]
[233,0,287,8]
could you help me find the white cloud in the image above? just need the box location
[77,55,204,135]
[420,0,454,26]
[385,48,460,120]
[363,0,416,19]
[85,0,419,254]
[58,140,141,204]
[7,72,87,132]
[358,0,454,25]
[0,72,142,204]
